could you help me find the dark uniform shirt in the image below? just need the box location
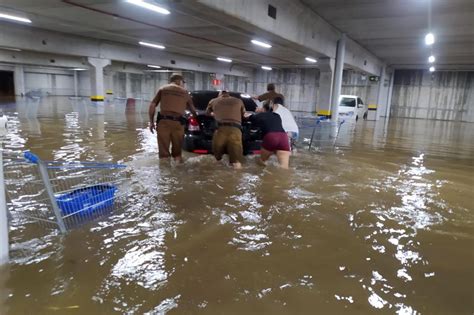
[206,96,246,124]
[152,83,196,117]
[249,112,285,136]
[257,90,284,103]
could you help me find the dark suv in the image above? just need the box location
[183,90,262,155]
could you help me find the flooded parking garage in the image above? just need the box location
[0,97,472,314]
[1,0,474,314]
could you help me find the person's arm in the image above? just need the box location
[206,99,214,115]
[252,92,269,101]
[240,101,246,120]
[257,92,270,102]
[247,112,260,122]
[148,89,161,134]
[186,96,197,116]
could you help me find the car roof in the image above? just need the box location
[340,95,358,98]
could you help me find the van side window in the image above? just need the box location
[357,98,364,105]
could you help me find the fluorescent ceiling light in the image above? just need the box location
[0,46,21,52]
[251,39,272,48]
[429,66,436,72]
[217,57,232,63]
[145,69,176,73]
[0,13,32,23]
[139,41,165,49]
[261,66,272,71]
[425,33,435,45]
[305,57,317,63]
[428,55,435,63]
[147,64,161,68]
[125,0,170,15]
[72,68,87,71]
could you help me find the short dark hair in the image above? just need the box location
[262,101,271,112]
[169,74,184,83]
[267,83,275,91]
[273,97,284,105]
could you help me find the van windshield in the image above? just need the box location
[339,97,356,107]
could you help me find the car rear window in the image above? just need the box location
[339,97,356,107]
[191,91,257,111]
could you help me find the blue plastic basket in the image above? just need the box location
[56,184,117,216]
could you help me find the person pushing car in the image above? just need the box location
[206,91,246,169]
[253,83,284,104]
[149,74,197,162]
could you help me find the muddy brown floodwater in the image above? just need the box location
[0,97,473,314]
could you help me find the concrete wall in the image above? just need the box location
[251,68,320,112]
[6,63,248,101]
[342,70,378,106]
[23,67,75,96]
[248,68,377,113]
[391,70,474,122]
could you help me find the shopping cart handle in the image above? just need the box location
[24,151,40,164]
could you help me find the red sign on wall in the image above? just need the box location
[212,79,221,86]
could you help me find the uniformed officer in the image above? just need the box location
[149,74,197,162]
[253,83,284,104]
[206,91,246,169]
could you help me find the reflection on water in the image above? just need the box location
[0,97,473,314]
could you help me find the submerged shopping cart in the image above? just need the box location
[3,151,127,232]
[296,116,346,150]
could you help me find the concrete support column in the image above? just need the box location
[13,65,25,96]
[104,72,114,101]
[331,34,346,121]
[87,57,111,113]
[73,71,78,97]
[316,58,335,117]
[385,70,395,119]
[375,66,387,120]
[125,72,132,99]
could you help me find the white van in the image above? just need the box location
[338,95,368,121]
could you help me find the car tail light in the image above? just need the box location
[188,116,200,131]
[193,149,208,154]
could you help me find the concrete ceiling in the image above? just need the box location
[0,0,473,70]
[302,0,474,68]
[0,0,325,69]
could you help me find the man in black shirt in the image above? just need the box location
[246,105,291,169]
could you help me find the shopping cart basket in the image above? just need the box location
[3,150,127,233]
[297,116,345,150]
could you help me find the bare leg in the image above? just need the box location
[258,148,273,166]
[276,150,291,169]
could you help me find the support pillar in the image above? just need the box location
[374,66,388,120]
[331,34,346,121]
[13,65,25,97]
[73,70,78,97]
[87,57,111,114]
[385,70,395,119]
[316,58,335,117]
[104,71,114,102]
[125,72,132,99]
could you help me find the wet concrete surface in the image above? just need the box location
[0,97,473,314]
